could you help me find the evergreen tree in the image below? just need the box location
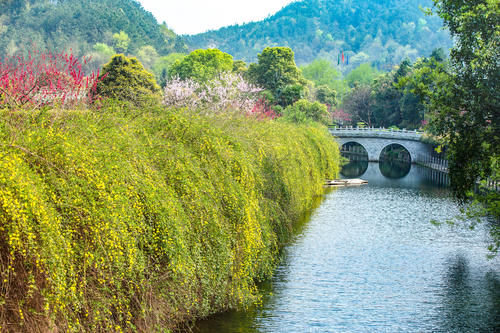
[96,54,161,106]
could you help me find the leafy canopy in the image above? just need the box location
[168,49,233,82]
[96,54,161,106]
[429,0,499,201]
[282,99,330,125]
[301,59,341,88]
[247,47,308,106]
[345,63,380,88]
[186,0,452,68]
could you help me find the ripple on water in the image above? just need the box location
[195,166,500,333]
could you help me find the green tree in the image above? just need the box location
[247,47,307,105]
[88,43,116,69]
[315,85,337,107]
[282,99,330,125]
[301,59,341,88]
[232,60,248,74]
[370,73,402,127]
[345,63,380,88]
[112,31,130,53]
[428,0,499,207]
[96,54,161,106]
[279,84,307,106]
[152,53,186,87]
[342,84,374,127]
[136,45,159,70]
[93,43,115,58]
[168,49,233,82]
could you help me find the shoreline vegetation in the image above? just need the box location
[0,104,340,331]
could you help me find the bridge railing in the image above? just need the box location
[415,154,449,173]
[329,126,424,135]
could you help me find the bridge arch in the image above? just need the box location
[379,143,412,163]
[340,141,369,160]
[330,128,433,163]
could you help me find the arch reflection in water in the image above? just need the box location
[378,144,412,179]
[379,160,411,179]
[340,160,369,178]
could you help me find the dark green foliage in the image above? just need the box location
[0,0,187,59]
[428,0,499,203]
[186,0,452,68]
[338,53,448,130]
[371,73,403,127]
[282,99,330,125]
[247,47,308,106]
[232,60,248,74]
[342,84,374,127]
[279,84,307,107]
[168,49,233,82]
[96,54,161,105]
[315,85,337,107]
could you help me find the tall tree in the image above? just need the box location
[429,0,499,201]
[301,59,341,88]
[342,85,374,127]
[345,63,380,88]
[246,47,307,105]
[168,49,233,82]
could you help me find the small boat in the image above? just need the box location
[324,179,368,187]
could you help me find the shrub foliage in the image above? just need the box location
[95,54,161,106]
[0,106,340,331]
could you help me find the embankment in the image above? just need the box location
[0,106,340,331]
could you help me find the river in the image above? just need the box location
[195,162,499,332]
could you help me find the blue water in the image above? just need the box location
[195,164,499,332]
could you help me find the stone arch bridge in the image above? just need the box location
[329,127,433,163]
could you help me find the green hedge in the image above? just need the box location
[0,106,340,331]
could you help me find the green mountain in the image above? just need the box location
[0,0,186,59]
[186,0,452,69]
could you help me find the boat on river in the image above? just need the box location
[325,178,368,186]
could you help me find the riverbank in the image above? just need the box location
[0,105,340,331]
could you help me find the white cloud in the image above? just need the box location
[137,0,295,35]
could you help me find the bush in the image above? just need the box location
[315,85,337,107]
[278,84,307,106]
[95,54,161,106]
[0,106,339,331]
[282,99,330,125]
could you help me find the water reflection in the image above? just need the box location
[194,162,499,332]
[378,160,411,178]
[340,160,368,178]
[439,255,500,332]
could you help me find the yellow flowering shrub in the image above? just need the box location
[0,106,340,331]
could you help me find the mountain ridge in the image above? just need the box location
[186,0,452,69]
[0,0,186,59]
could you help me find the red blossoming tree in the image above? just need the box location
[0,50,103,109]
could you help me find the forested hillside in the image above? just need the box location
[186,0,452,69]
[0,0,186,67]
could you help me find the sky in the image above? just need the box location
[136,0,295,35]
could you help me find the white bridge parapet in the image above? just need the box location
[329,127,431,163]
[329,127,423,141]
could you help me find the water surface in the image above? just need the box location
[195,163,499,332]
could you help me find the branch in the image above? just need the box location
[7,144,67,176]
